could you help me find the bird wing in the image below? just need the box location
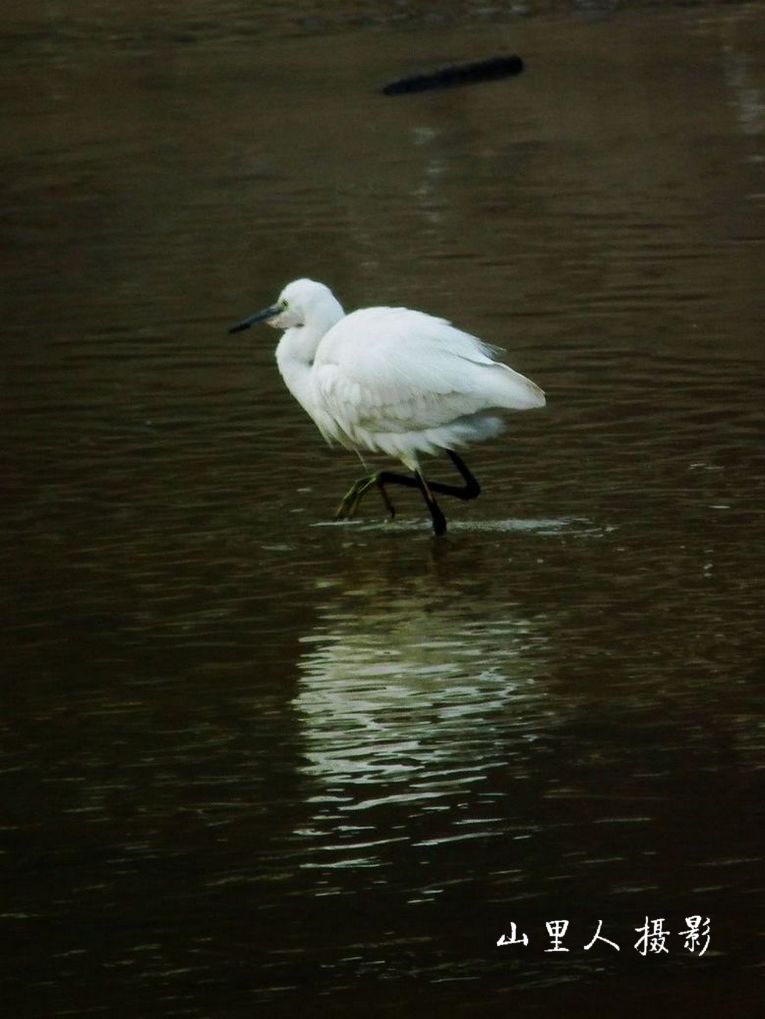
[313,307,544,438]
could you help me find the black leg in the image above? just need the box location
[335,471,408,520]
[415,471,447,536]
[442,450,481,500]
[335,449,481,532]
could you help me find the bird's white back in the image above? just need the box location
[309,305,544,464]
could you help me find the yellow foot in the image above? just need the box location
[334,473,396,521]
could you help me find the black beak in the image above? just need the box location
[227,304,281,334]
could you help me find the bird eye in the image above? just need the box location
[282,300,289,310]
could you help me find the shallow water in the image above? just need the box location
[2,1,764,1015]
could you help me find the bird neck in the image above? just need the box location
[275,298,344,418]
[275,296,344,369]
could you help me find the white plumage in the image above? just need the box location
[229,278,545,535]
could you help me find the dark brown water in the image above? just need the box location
[2,1,764,1015]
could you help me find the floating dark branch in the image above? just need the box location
[382,55,524,96]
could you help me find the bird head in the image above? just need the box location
[228,278,338,334]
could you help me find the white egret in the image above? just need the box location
[228,279,545,536]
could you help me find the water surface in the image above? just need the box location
[2,1,764,1015]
